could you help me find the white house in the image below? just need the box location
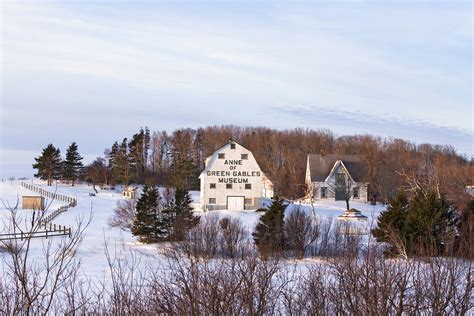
[199,140,274,211]
[306,154,369,202]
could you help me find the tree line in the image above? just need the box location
[33,125,473,207]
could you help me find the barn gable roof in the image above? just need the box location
[199,140,259,178]
[307,154,369,183]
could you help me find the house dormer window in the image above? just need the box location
[218,153,225,159]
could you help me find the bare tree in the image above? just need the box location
[285,207,319,258]
[219,216,248,259]
[179,214,220,259]
[109,199,135,231]
[0,197,91,314]
[333,172,354,211]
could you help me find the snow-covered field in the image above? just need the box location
[0,180,386,277]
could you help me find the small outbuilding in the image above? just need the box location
[122,185,142,201]
[22,196,45,210]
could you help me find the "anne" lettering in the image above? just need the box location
[224,160,242,165]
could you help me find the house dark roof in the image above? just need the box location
[307,154,369,182]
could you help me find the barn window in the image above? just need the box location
[321,187,327,198]
[226,183,232,189]
[210,183,216,189]
[230,143,236,149]
[209,198,216,204]
[241,154,248,160]
[218,153,225,159]
[245,198,253,206]
[245,183,252,190]
[353,187,360,199]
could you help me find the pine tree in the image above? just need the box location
[107,139,131,185]
[170,130,199,190]
[119,138,131,184]
[62,142,84,186]
[372,190,460,257]
[32,144,62,186]
[107,141,119,184]
[161,188,200,241]
[128,127,151,182]
[132,185,161,243]
[252,198,287,257]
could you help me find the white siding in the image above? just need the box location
[308,161,369,202]
[200,142,268,211]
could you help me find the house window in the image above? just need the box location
[218,153,225,159]
[209,198,216,204]
[245,198,253,206]
[241,154,248,160]
[210,183,216,189]
[321,187,327,198]
[353,187,360,199]
[226,183,232,189]
[245,183,252,190]
[230,143,236,149]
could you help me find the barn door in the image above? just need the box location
[227,196,244,211]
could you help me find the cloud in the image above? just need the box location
[271,105,473,155]
[1,1,472,174]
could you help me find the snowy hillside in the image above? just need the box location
[0,180,386,277]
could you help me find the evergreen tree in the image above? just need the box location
[132,185,161,243]
[372,190,460,256]
[107,138,131,185]
[106,141,119,181]
[252,198,287,257]
[161,188,200,241]
[119,138,131,184]
[128,127,151,182]
[62,142,84,186]
[170,130,199,190]
[32,144,62,186]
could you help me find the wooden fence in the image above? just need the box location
[40,205,69,225]
[0,224,71,241]
[21,182,77,207]
[0,182,78,241]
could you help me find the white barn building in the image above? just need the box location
[199,140,274,211]
[306,154,369,202]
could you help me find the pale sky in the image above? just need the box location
[1,1,472,178]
